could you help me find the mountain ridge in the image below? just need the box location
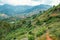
[0,4,51,18]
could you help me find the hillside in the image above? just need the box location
[0,4,60,40]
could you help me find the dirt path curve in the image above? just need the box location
[46,32,53,40]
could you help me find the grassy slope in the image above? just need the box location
[0,4,60,40]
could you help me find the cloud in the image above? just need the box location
[33,0,60,6]
[50,0,60,6]
[0,0,41,6]
[0,0,60,6]
[32,0,41,1]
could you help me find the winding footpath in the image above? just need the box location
[46,32,53,40]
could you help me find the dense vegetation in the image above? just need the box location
[0,4,60,40]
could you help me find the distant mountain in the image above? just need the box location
[24,4,51,13]
[24,4,51,16]
[0,4,33,16]
[0,4,51,18]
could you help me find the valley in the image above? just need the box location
[0,4,60,40]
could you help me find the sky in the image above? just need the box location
[0,0,60,6]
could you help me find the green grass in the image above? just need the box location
[0,4,60,40]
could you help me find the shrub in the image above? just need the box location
[28,35,35,40]
[36,31,43,37]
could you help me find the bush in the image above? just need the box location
[36,20,41,25]
[36,31,43,37]
[28,35,35,40]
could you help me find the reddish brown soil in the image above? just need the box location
[46,32,53,40]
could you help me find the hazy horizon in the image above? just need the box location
[0,0,60,6]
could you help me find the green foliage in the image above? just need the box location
[0,4,60,40]
[28,35,35,40]
[36,20,41,25]
[36,26,46,37]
